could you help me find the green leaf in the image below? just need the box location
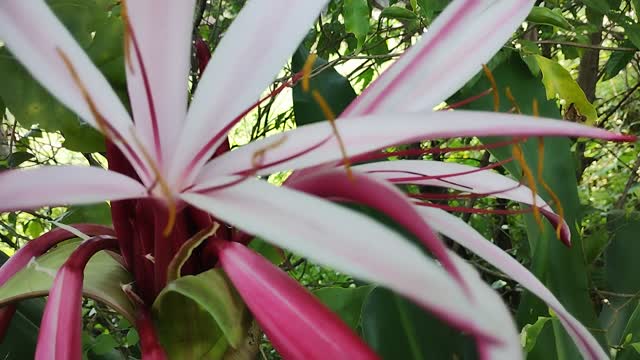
[0,251,43,360]
[623,23,640,50]
[7,152,34,168]
[526,7,573,30]
[582,0,611,13]
[533,55,598,124]
[91,333,118,355]
[602,43,635,81]
[380,6,418,20]
[61,203,113,226]
[248,238,284,265]
[361,287,474,359]
[450,51,606,359]
[599,212,640,346]
[313,285,373,331]
[152,269,248,359]
[344,0,370,49]
[0,239,135,322]
[520,317,551,352]
[291,47,357,126]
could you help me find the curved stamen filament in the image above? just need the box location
[532,99,565,240]
[443,88,493,110]
[482,64,500,112]
[56,48,151,180]
[505,87,521,114]
[512,144,544,228]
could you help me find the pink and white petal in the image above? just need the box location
[125,0,196,164]
[0,1,135,147]
[354,160,571,243]
[198,110,633,181]
[215,241,378,359]
[170,0,329,187]
[0,166,147,212]
[343,0,534,116]
[182,179,507,343]
[417,207,608,359]
[35,236,118,360]
[287,168,466,287]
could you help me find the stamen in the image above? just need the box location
[482,64,500,112]
[504,87,521,114]
[311,90,354,180]
[57,48,151,180]
[532,99,565,239]
[120,0,134,73]
[252,135,288,169]
[129,130,176,237]
[512,145,544,228]
[302,53,317,92]
[444,88,493,110]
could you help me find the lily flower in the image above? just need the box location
[0,0,633,359]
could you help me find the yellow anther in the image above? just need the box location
[532,98,565,240]
[504,87,521,114]
[512,145,544,229]
[482,64,500,112]
[302,53,317,92]
[252,135,288,169]
[120,0,135,73]
[311,90,353,180]
[129,130,176,237]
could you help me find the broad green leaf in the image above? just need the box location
[0,251,43,360]
[623,23,640,50]
[582,227,609,265]
[599,212,640,346]
[248,238,284,265]
[602,42,635,81]
[7,152,34,168]
[520,316,551,352]
[361,287,475,359]
[0,239,135,322]
[152,269,248,359]
[344,0,370,49]
[291,47,357,126]
[582,0,611,13]
[533,55,597,124]
[416,0,449,20]
[61,203,113,226]
[313,285,373,331]
[526,7,573,30]
[380,6,418,20]
[450,52,605,359]
[91,333,118,355]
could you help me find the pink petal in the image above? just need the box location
[344,0,535,116]
[35,236,118,360]
[287,168,468,289]
[198,110,634,181]
[356,160,571,244]
[182,179,506,342]
[170,0,329,188]
[125,0,196,164]
[0,166,147,212]
[417,207,608,359]
[0,1,143,172]
[0,224,115,286]
[214,241,378,360]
